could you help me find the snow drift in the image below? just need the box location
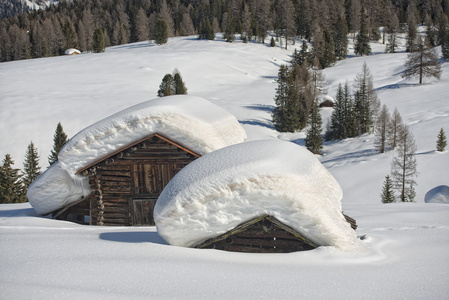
[425,185,449,204]
[28,95,247,215]
[155,139,367,252]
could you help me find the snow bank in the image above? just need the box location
[58,95,247,176]
[27,162,91,215]
[425,185,449,204]
[28,95,246,215]
[155,139,367,252]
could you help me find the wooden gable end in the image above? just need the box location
[55,134,199,226]
[194,215,318,253]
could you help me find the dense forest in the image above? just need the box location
[1,0,449,62]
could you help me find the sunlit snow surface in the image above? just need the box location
[1,33,449,299]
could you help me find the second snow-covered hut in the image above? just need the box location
[155,140,365,253]
[27,95,247,226]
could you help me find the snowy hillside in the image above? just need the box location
[1,34,449,299]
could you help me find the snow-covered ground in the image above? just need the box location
[1,34,448,299]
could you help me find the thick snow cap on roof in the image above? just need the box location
[155,139,367,252]
[64,48,81,55]
[28,95,246,215]
[27,162,91,215]
[58,95,247,176]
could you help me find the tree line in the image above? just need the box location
[1,0,449,62]
[0,123,68,204]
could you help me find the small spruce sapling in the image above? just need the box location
[436,128,447,152]
[381,175,396,203]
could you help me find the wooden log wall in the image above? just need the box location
[196,216,318,253]
[85,135,198,226]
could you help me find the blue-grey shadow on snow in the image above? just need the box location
[239,119,274,130]
[0,207,39,218]
[99,231,168,245]
[375,83,420,91]
[244,104,275,112]
[321,149,379,164]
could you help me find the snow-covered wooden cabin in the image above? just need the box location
[27,96,247,226]
[155,140,365,253]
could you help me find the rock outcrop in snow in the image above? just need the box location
[28,95,247,215]
[155,139,367,252]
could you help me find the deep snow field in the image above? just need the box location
[1,33,448,299]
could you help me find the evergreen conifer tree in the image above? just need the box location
[391,125,418,202]
[334,15,349,60]
[406,13,418,53]
[154,19,168,45]
[0,154,25,203]
[381,175,396,203]
[354,6,371,56]
[198,19,214,40]
[305,101,323,155]
[22,141,41,190]
[173,70,187,95]
[48,122,68,166]
[436,128,447,152]
[272,65,297,132]
[270,36,276,47]
[326,81,358,141]
[353,62,379,135]
[403,37,442,84]
[92,28,105,53]
[157,73,174,97]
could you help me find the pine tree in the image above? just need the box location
[157,73,174,97]
[198,19,215,40]
[48,122,68,166]
[353,62,379,135]
[436,128,447,152]
[334,15,349,60]
[305,101,323,155]
[154,19,168,45]
[0,154,25,203]
[403,36,442,84]
[406,13,418,53]
[22,141,42,190]
[391,125,418,202]
[381,175,396,203]
[374,104,392,153]
[92,28,105,53]
[354,6,371,56]
[272,65,296,132]
[326,82,356,140]
[173,70,187,95]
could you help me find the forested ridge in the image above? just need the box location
[1,0,449,62]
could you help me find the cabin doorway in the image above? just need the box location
[130,198,157,226]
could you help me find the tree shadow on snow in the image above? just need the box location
[239,119,274,130]
[244,104,275,112]
[321,149,379,164]
[375,83,420,91]
[99,231,168,245]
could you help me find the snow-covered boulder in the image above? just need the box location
[28,95,247,215]
[425,185,449,204]
[155,139,367,252]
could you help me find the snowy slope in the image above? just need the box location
[1,34,449,299]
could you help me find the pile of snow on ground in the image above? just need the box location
[28,95,246,215]
[425,185,449,203]
[155,139,368,252]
